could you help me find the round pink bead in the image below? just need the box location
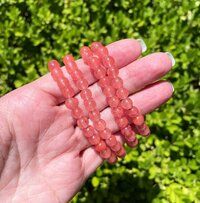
[65,98,79,110]
[111,77,123,89]
[88,134,101,145]
[125,134,136,142]
[61,87,74,99]
[116,146,126,158]
[94,67,106,79]
[116,117,129,129]
[94,119,106,131]
[128,106,139,118]
[77,116,89,129]
[120,98,133,110]
[48,60,60,72]
[112,142,122,152]
[100,147,111,159]
[91,42,108,57]
[98,77,110,87]
[80,89,92,100]
[71,70,82,81]
[107,67,119,78]
[103,86,115,97]
[72,107,84,119]
[89,109,100,122]
[105,135,117,147]
[102,56,115,68]
[132,114,144,126]
[108,152,117,164]
[139,125,150,137]
[88,56,101,70]
[91,42,103,52]
[107,96,120,108]
[127,138,139,148]
[83,126,95,138]
[111,106,124,118]
[94,140,107,152]
[121,125,133,137]
[63,55,75,65]
[80,46,93,64]
[99,128,112,139]
[116,87,129,99]
[84,99,97,111]
[76,78,89,90]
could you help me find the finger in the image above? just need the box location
[82,81,173,177]
[34,39,143,103]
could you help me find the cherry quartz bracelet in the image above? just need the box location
[63,55,126,162]
[48,60,115,163]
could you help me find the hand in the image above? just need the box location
[0,39,174,203]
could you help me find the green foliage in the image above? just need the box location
[0,0,199,202]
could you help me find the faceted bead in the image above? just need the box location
[57,77,70,90]
[127,138,139,148]
[94,119,106,131]
[102,56,115,68]
[51,68,63,81]
[107,67,119,78]
[98,77,110,88]
[90,42,103,52]
[107,96,120,108]
[48,60,60,72]
[64,60,78,74]
[71,70,82,81]
[61,87,74,99]
[84,99,97,111]
[63,54,75,65]
[72,107,84,119]
[80,89,92,100]
[116,117,129,129]
[95,140,107,152]
[138,125,150,137]
[132,114,144,126]
[121,125,133,137]
[111,77,123,89]
[89,109,100,122]
[99,128,112,139]
[91,42,108,57]
[125,134,136,142]
[105,135,117,147]
[88,56,101,70]
[120,98,133,110]
[65,98,78,110]
[116,87,129,99]
[100,147,111,159]
[88,134,101,145]
[94,67,106,79]
[83,126,95,138]
[80,46,93,64]
[112,142,122,152]
[77,116,89,129]
[128,106,139,118]
[108,152,117,164]
[103,86,115,97]
[111,106,124,118]
[116,146,126,158]
[76,79,89,90]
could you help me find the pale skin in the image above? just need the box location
[0,39,174,203]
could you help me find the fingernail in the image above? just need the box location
[171,83,175,92]
[166,52,175,66]
[137,39,147,53]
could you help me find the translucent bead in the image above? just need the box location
[48,60,63,80]
[77,116,89,129]
[76,79,89,90]
[65,98,78,110]
[107,96,120,108]
[106,135,117,147]
[103,86,115,97]
[95,140,107,152]
[71,70,82,81]
[116,146,126,158]
[99,128,112,139]
[94,119,106,131]
[108,152,117,164]
[116,117,129,129]
[94,67,106,79]
[90,42,103,52]
[125,134,136,142]
[102,56,115,68]
[112,142,121,152]
[83,126,95,138]
[120,98,133,110]
[107,67,119,78]
[89,109,100,122]
[138,124,150,137]
[111,106,124,118]
[58,77,74,98]
[100,147,111,159]
[111,77,123,89]
[80,46,93,64]
[88,56,101,70]
[72,107,84,119]
[128,106,139,118]
[63,55,75,65]
[80,89,92,100]
[88,134,101,145]
[116,87,129,99]
[61,87,74,99]
[84,99,97,111]
[127,138,139,148]
[98,77,110,88]
[121,125,133,137]
[91,42,108,57]
[132,114,144,126]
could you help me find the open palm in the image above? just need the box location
[0,39,174,203]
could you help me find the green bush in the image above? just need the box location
[0,0,199,202]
